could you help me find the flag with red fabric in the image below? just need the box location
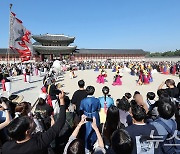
[9,12,33,62]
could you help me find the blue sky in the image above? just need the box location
[0,0,180,52]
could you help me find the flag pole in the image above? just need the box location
[7,4,13,64]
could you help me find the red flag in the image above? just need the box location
[10,12,33,62]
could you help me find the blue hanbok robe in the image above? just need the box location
[94,67,99,71]
[80,96,101,150]
[98,96,114,123]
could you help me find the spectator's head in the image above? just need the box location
[111,129,133,154]
[67,139,85,154]
[131,104,146,122]
[165,79,175,88]
[102,86,109,95]
[7,116,35,141]
[133,91,140,98]
[134,94,144,106]
[64,96,71,110]
[117,98,130,112]
[125,93,132,100]
[38,98,46,105]
[78,80,85,88]
[15,102,31,116]
[86,86,95,96]
[157,97,175,120]
[147,92,156,100]
[157,89,169,98]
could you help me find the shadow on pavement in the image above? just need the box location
[13,86,36,95]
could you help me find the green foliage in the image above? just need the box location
[147,49,180,57]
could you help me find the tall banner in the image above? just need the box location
[9,12,33,62]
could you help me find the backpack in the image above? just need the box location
[147,100,158,120]
[157,119,180,154]
[135,135,155,154]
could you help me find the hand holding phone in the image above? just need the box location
[86,117,93,122]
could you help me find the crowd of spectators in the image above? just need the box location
[0,60,180,154]
[0,75,179,154]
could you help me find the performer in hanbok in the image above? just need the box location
[23,66,27,82]
[96,69,106,84]
[69,67,77,79]
[35,65,39,76]
[94,66,99,71]
[1,78,6,92]
[148,70,153,82]
[112,66,116,72]
[130,67,136,76]
[98,86,114,124]
[80,86,100,152]
[112,71,123,86]
[3,73,11,97]
[143,70,150,85]
[163,64,169,75]
[101,69,107,81]
[137,70,143,85]
[172,65,176,75]
[25,67,31,83]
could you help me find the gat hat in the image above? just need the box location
[9,95,24,104]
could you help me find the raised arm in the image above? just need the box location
[72,115,87,138]
[0,102,11,130]
[91,117,104,148]
[63,115,87,154]
[39,91,66,147]
[158,81,165,90]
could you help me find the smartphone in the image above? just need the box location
[86,117,93,122]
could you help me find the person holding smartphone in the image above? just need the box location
[2,91,66,154]
[64,115,105,154]
[79,86,101,152]
[0,101,11,130]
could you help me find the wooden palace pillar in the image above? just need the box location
[40,54,44,61]
[50,54,53,61]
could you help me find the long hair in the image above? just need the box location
[15,102,31,116]
[104,105,120,142]
[102,86,109,101]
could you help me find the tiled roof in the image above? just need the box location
[0,48,18,55]
[75,49,146,55]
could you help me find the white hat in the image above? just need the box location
[39,93,47,100]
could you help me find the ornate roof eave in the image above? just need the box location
[32,34,75,43]
[33,45,76,54]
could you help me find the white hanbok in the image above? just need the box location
[5,77,11,97]
[26,75,31,83]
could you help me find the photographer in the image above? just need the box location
[158,79,179,98]
[0,101,11,130]
[34,98,53,131]
[2,91,66,154]
[0,100,11,153]
[64,115,105,154]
